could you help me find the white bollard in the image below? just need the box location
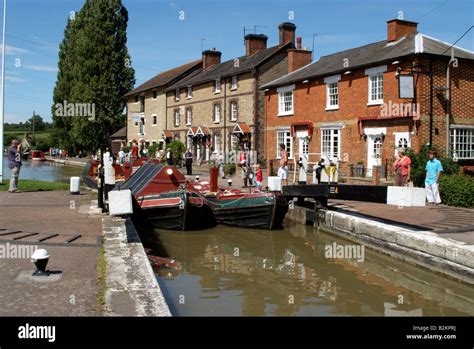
[70,177,80,195]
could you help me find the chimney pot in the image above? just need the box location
[202,49,222,70]
[244,34,268,57]
[297,36,302,49]
[278,22,296,46]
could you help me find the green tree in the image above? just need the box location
[52,0,135,153]
[25,113,46,132]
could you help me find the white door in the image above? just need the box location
[298,137,309,158]
[367,135,383,177]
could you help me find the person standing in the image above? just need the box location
[166,148,173,165]
[131,141,139,159]
[393,148,411,186]
[8,139,22,193]
[425,150,443,205]
[255,164,263,191]
[185,148,193,175]
[278,143,289,186]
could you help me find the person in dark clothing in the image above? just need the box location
[7,139,22,192]
[316,158,325,184]
[185,149,193,175]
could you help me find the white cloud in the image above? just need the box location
[5,75,26,83]
[23,64,57,72]
[0,45,30,55]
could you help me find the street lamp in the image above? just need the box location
[0,0,7,183]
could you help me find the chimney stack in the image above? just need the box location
[202,48,222,70]
[245,34,268,57]
[278,22,296,46]
[387,19,418,42]
[288,36,312,73]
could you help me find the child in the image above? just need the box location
[255,164,263,191]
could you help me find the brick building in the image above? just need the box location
[125,60,202,147]
[262,19,474,178]
[164,22,311,164]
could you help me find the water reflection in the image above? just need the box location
[2,156,82,183]
[140,221,474,316]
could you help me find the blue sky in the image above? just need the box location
[3,0,473,123]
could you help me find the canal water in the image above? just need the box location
[141,221,474,316]
[2,156,82,183]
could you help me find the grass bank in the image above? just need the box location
[0,179,69,192]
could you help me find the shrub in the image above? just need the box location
[147,144,159,159]
[121,145,131,153]
[161,140,185,166]
[439,174,474,208]
[224,163,236,176]
[406,144,460,187]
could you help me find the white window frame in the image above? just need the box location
[138,117,145,136]
[186,108,192,126]
[276,128,293,159]
[451,126,474,160]
[174,109,180,127]
[277,84,295,116]
[214,79,221,93]
[365,65,386,105]
[187,86,192,99]
[214,103,221,123]
[230,101,238,121]
[231,75,238,90]
[175,88,180,101]
[324,75,341,110]
[151,114,157,126]
[320,126,342,161]
[214,133,221,153]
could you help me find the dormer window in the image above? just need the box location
[231,76,238,90]
[187,86,192,99]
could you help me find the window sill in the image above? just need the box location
[214,91,221,94]
[325,106,339,111]
[152,125,157,127]
[367,101,383,106]
[214,121,221,124]
[278,112,294,117]
[186,123,192,126]
[230,87,238,91]
[230,119,237,122]
[186,96,192,100]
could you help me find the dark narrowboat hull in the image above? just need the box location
[136,192,216,231]
[208,194,288,229]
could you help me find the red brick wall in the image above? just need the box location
[264,55,474,174]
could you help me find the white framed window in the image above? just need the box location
[276,128,293,159]
[152,114,157,126]
[231,75,238,90]
[214,133,221,152]
[187,86,192,99]
[186,108,192,126]
[451,126,474,159]
[214,104,221,123]
[277,85,295,116]
[139,117,145,136]
[321,128,341,160]
[231,134,238,151]
[175,88,180,101]
[325,75,340,110]
[214,79,221,93]
[230,101,238,121]
[174,109,180,127]
[365,65,386,105]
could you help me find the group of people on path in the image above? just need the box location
[392,148,443,205]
